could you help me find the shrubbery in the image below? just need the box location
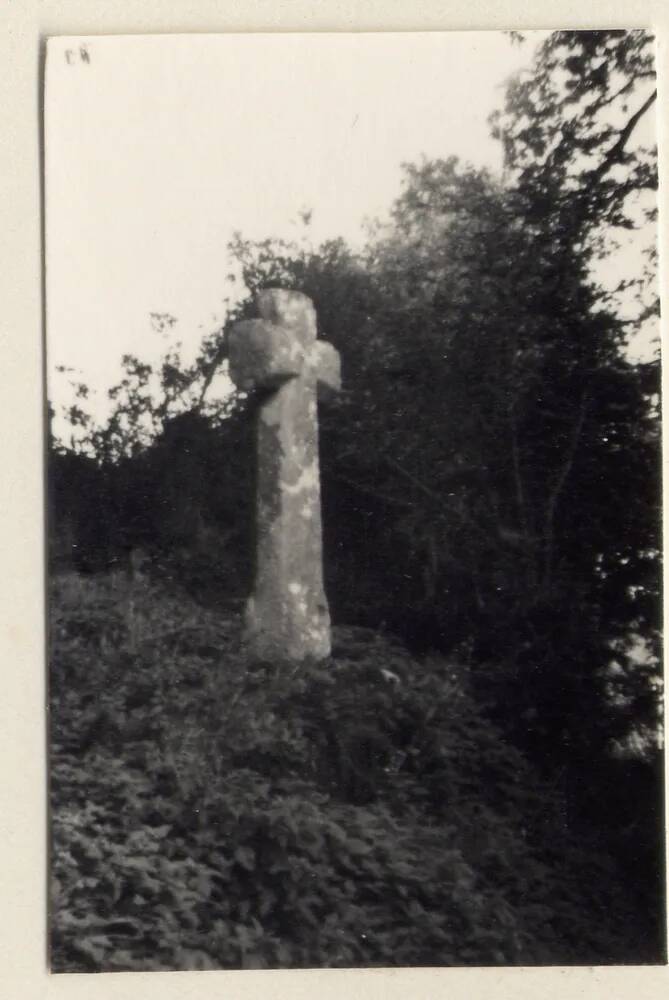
[50,571,648,971]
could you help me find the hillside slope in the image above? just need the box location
[49,571,647,971]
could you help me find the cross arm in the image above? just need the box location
[309,340,341,400]
[228,319,305,393]
[311,341,341,401]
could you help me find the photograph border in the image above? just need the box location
[1,1,667,998]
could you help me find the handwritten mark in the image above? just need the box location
[65,45,90,65]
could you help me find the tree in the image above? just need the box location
[48,312,251,585]
[484,28,661,745]
[491,30,658,341]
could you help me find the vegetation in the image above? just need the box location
[51,571,653,970]
[49,31,664,968]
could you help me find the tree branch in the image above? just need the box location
[384,455,483,500]
[589,89,657,184]
[321,467,415,510]
[196,342,228,410]
[543,392,589,587]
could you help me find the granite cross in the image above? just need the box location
[228,288,341,662]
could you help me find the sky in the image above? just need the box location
[45,31,545,427]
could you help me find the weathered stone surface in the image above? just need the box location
[228,289,341,662]
[227,321,303,393]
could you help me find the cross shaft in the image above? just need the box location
[228,289,340,662]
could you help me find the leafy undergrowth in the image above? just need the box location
[50,571,642,972]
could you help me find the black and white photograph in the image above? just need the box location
[44,30,664,972]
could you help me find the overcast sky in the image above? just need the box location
[46,31,548,423]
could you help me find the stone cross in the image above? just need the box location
[228,289,341,662]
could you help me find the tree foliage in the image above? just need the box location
[491,29,658,331]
